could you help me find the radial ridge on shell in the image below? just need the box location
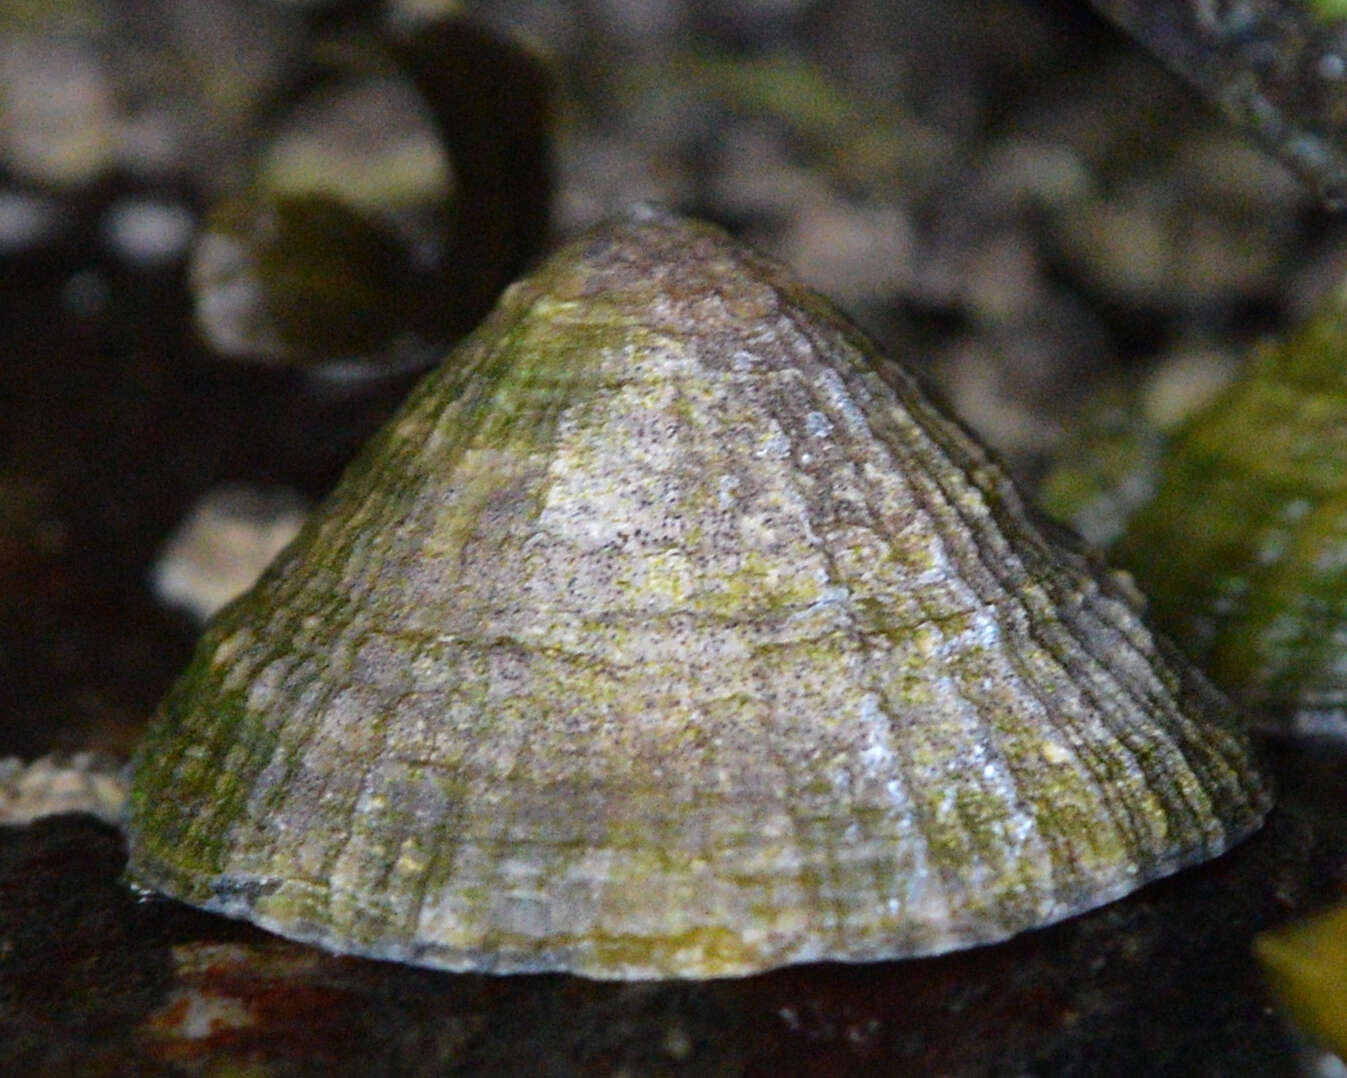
[125,209,1271,980]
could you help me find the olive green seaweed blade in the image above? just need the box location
[125,210,1270,980]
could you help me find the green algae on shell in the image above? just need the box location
[1045,293,1347,735]
[124,209,1270,980]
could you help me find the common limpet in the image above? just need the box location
[125,210,1270,980]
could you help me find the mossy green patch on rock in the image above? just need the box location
[1044,290,1347,732]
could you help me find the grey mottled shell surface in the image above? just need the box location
[125,211,1270,980]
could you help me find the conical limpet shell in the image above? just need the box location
[125,210,1271,980]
